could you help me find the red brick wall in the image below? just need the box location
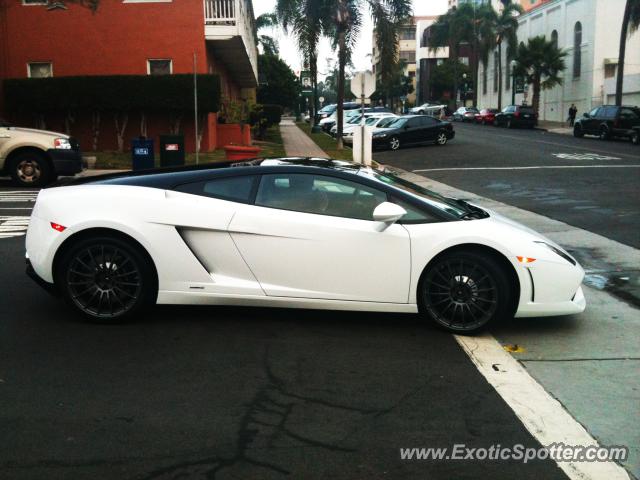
[0,0,242,152]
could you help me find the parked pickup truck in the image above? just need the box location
[0,118,84,187]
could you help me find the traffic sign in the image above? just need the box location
[351,71,376,99]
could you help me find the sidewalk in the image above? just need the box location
[280,118,328,157]
[536,120,573,136]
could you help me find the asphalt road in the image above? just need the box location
[374,123,640,248]
[0,189,568,479]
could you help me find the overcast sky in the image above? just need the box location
[253,0,448,79]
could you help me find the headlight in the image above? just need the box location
[535,241,576,265]
[54,138,72,150]
[373,133,387,138]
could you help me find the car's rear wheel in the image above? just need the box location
[420,251,512,333]
[506,119,513,129]
[632,130,639,145]
[435,132,448,145]
[10,152,52,187]
[573,124,584,138]
[389,136,401,151]
[56,235,156,322]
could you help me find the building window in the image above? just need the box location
[28,62,52,78]
[493,51,499,92]
[506,63,510,91]
[573,22,582,78]
[604,63,617,79]
[551,30,558,49]
[400,51,416,63]
[482,65,487,95]
[147,59,172,75]
[399,29,415,40]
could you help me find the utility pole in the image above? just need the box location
[193,52,199,165]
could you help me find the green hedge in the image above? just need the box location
[260,104,282,126]
[3,74,221,113]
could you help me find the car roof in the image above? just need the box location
[62,157,365,189]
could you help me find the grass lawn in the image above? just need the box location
[92,125,286,170]
[295,122,353,161]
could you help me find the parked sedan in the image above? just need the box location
[372,115,455,150]
[494,105,537,128]
[453,107,479,122]
[475,108,500,125]
[25,158,586,333]
[343,114,398,144]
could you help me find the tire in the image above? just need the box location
[389,136,401,151]
[435,131,448,146]
[419,251,512,334]
[482,119,486,125]
[493,119,499,127]
[55,234,157,323]
[599,126,610,141]
[632,130,639,145]
[9,151,52,187]
[419,110,425,114]
[573,124,584,138]
[506,119,513,129]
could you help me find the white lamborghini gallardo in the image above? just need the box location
[25,158,586,333]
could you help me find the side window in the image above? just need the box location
[406,118,422,128]
[604,106,618,119]
[421,116,439,126]
[589,107,600,117]
[174,175,257,203]
[255,173,387,221]
[620,108,639,119]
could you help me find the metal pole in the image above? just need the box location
[193,52,199,165]
[511,71,515,106]
[360,73,365,165]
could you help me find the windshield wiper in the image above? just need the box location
[449,198,489,219]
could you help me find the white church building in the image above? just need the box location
[476,0,640,122]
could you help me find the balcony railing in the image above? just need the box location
[204,0,258,86]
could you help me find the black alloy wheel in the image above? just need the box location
[573,124,584,138]
[57,236,156,321]
[421,252,511,333]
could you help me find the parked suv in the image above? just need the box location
[494,105,537,128]
[573,105,640,141]
[0,119,83,187]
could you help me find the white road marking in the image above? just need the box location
[0,190,39,202]
[413,165,640,173]
[0,216,30,239]
[552,153,621,161]
[456,334,630,480]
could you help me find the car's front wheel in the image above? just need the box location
[599,126,610,140]
[56,234,157,322]
[420,251,512,333]
[389,136,401,151]
[10,152,52,187]
[573,124,584,138]
[632,130,639,145]
[435,131,448,146]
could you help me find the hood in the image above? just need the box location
[9,127,68,138]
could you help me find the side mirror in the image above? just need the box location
[373,202,407,228]
[583,112,589,118]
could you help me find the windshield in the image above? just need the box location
[377,117,397,128]
[365,117,379,125]
[388,117,408,128]
[347,115,362,124]
[364,170,472,218]
[319,105,335,113]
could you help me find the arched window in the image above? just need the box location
[551,30,558,49]
[573,22,582,78]
[493,51,499,92]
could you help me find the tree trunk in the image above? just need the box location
[311,52,318,127]
[532,74,541,124]
[336,28,346,150]
[615,0,631,106]
[114,112,129,153]
[65,110,75,136]
[92,111,101,152]
[140,112,148,138]
[497,41,503,111]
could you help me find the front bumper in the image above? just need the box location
[47,148,84,176]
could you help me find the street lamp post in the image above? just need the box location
[511,60,517,106]
[461,73,467,107]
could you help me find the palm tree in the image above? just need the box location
[276,0,329,128]
[491,1,523,110]
[428,4,482,108]
[256,13,279,56]
[514,36,567,122]
[615,0,640,106]
[324,0,411,149]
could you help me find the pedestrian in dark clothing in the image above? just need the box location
[568,104,577,126]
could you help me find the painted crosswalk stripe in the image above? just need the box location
[0,216,30,239]
[0,190,39,202]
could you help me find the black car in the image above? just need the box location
[573,105,640,141]
[371,115,455,151]
[632,126,640,145]
[494,105,537,128]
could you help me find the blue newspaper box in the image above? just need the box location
[131,138,155,171]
